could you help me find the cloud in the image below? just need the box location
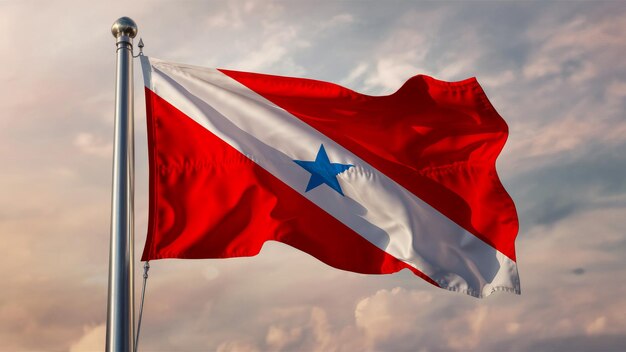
[74,132,112,158]
[585,316,607,335]
[443,306,488,350]
[209,305,364,352]
[360,22,433,93]
[364,53,425,93]
[523,14,626,82]
[234,26,308,74]
[205,2,245,29]
[319,13,355,30]
[520,333,626,352]
[216,340,260,352]
[479,70,516,88]
[69,324,105,352]
[2,2,626,352]
[607,80,626,97]
[355,287,433,344]
[265,325,302,350]
[340,62,368,87]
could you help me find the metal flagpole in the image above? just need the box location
[107,17,137,352]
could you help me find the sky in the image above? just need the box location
[1,0,625,351]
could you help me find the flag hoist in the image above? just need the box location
[107,17,137,352]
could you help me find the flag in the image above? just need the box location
[140,57,520,298]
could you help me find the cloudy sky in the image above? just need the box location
[1,0,625,351]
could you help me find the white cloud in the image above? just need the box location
[507,322,521,334]
[355,287,433,345]
[523,14,626,82]
[586,316,607,335]
[357,8,489,93]
[216,340,260,352]
[202,266,220,281]
[444,306,488,350]
[479,70,516,88]
[308,307,334,352]
[320,13,355,30]
[69,324,105,352]
[265,325,302,350]
[74,132,112,158]
[364,53,427,93]
[205,1,246,29]
[505,106,626,163]
[232,23,308,75]
[340,62,369,87]
[523,56,562,80]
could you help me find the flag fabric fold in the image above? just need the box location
[140,56,520,298]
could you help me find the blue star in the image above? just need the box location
[294,144,353,196]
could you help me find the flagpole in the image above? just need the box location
[107,17,137,352]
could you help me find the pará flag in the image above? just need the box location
[140,57,520,298]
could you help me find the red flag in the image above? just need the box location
[140,57,520,298]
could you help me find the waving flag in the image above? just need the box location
[140,57,520,298]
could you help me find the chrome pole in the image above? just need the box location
[107,17,137,352]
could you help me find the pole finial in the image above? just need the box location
[111,17,138,39]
